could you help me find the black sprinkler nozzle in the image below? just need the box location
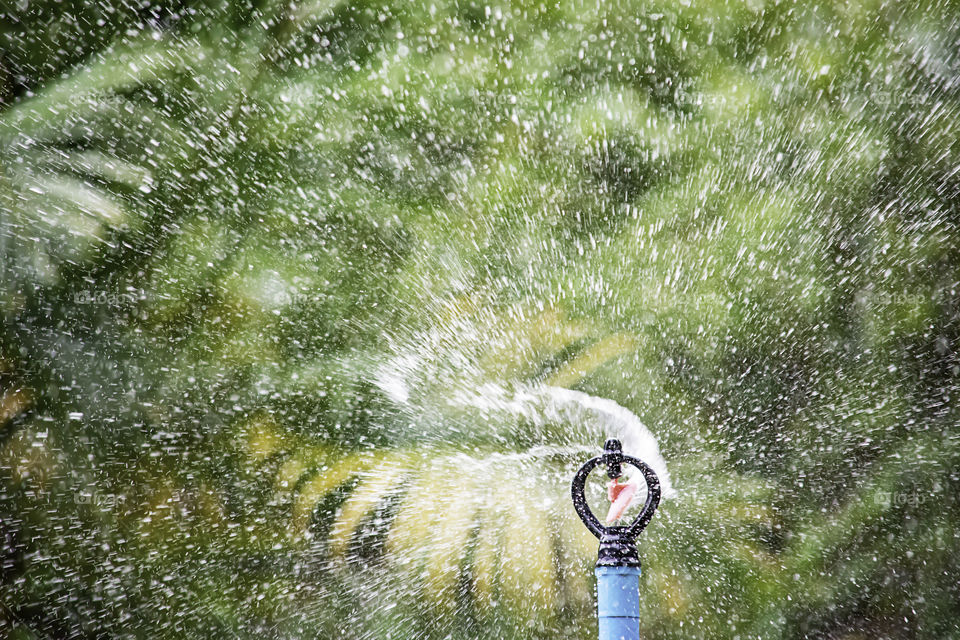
[570,439,661,568]
[603,438,623,479]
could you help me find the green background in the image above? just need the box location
[1,0,959,638]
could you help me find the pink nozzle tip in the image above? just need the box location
[605,479,638,522]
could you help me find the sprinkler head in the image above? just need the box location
[603,438,623,479]
[571,439,661,567]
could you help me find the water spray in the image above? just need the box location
[571,439,661,640]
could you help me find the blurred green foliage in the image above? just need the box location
[2,0,959,638]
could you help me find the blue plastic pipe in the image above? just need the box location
[595,566,641,640]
